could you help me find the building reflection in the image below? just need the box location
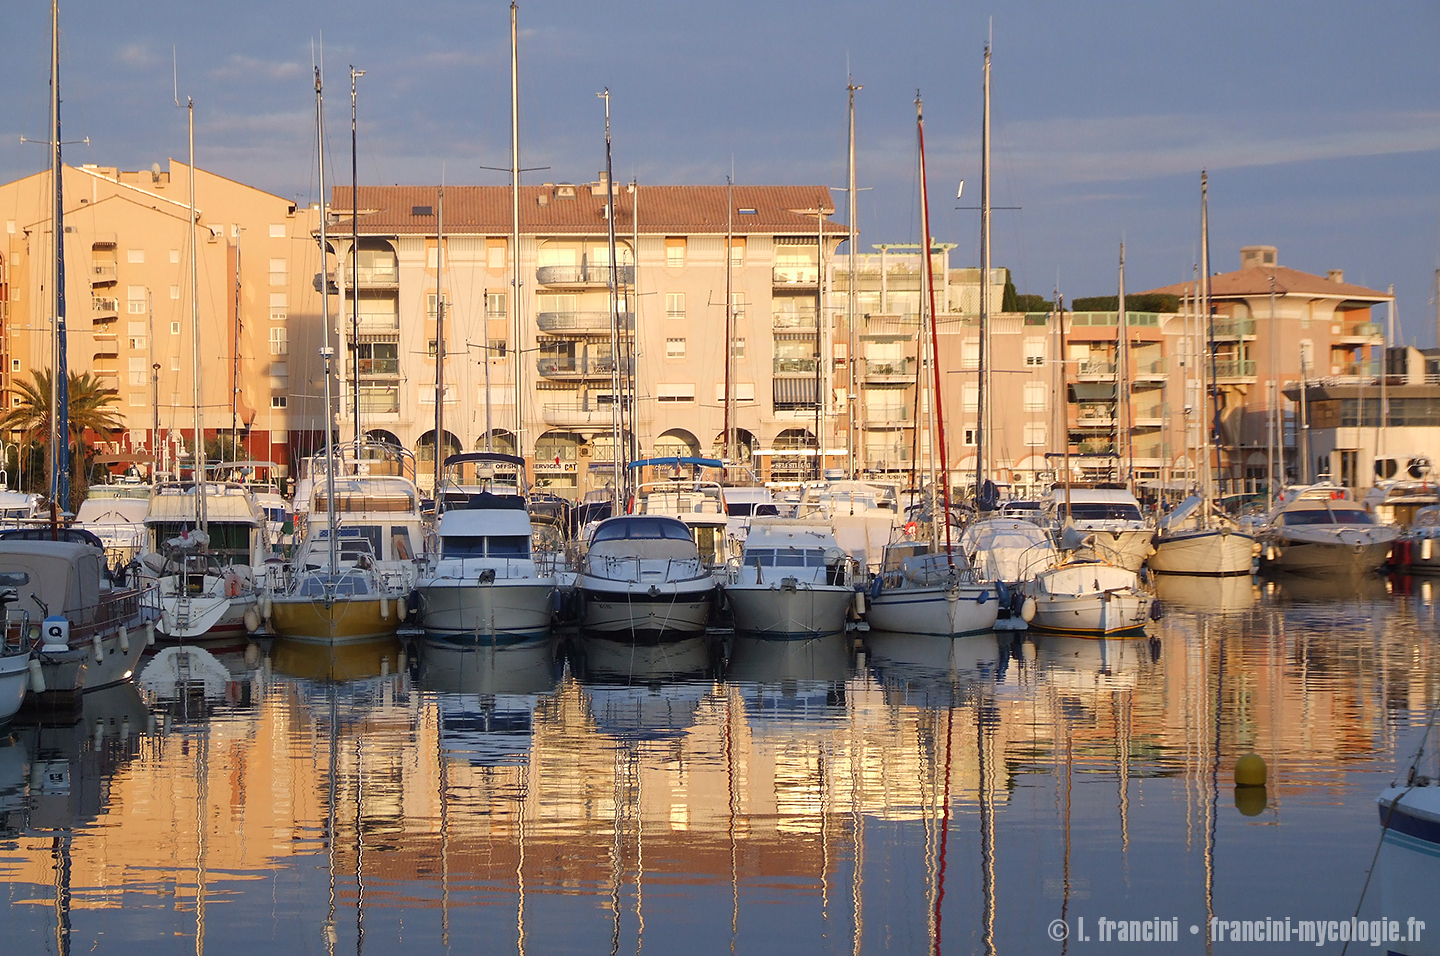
[0,596,1432,953]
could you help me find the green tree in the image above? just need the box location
[0,368,124,509]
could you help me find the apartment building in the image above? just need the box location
[0,161,325,478]
[328,179,846,494]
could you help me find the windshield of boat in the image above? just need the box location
[1279,509,1376,526]
[441,535,531,558]
[298,572,372,596]
[592,517,694,542]
[1063,503,1143,522]
[744,547,827,568]
[727,502,780,518]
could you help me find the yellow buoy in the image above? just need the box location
[1234,753,1267,787]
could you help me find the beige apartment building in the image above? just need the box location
[0,161,324,482]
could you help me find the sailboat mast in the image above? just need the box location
[1200,171,1217,509]
[1116,241,1129,488]
[188,98,206,530]
[601,89,622,507]
[723,176,735,463]
[1267,274,1278,509]
[316,66,338,576]
[846,78,861,478]
[916,93,952,557]
[434,185,446,497]
[1058,292,1072,521]
[49,0,70,515]
[510,2,524,467]
[976,43,991,506]
[350,67,364,449]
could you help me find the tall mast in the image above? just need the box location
[815,206,825,480]
[510,2,524,466]
[600,88,622,507]
[976,42,991,507]
[187,97,206,530]
[1058,291,1071,522]
[350,66,364,449]
[846,77,861,478]
[916,92,952,559]
[723,176,735,462]
[1200,171,1218,507]
[316,66,338,576]
[434,184,445,497]
[1267,274,1278,508]
[1116,241,1129,487]
[49,0,70,514]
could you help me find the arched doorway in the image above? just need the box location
[535,429,582,488]
[770,428,816,481]
[711,427,756,463]
[655,428,700,459]
[365,428,402,449]
[476,430,517,456]
[416,429,462,464]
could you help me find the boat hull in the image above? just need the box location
[1378,786,1440,849]
[578,579,713,644]
[418,579,556,647]
[35,620,153,696]
[0,653,29,725]
[725,583,853,639]
[1084,529,1154,573]
[1027,590,1152,637]
[865,583,1000,637]
[1394,534,1440,574]
[156,590,256,646]
[1260,532,1394,575]
[1148,528,1256,576]
[267,596,403,644]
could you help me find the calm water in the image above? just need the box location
[2,575,1439,955]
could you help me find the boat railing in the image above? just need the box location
[2,608,33,654]
[589,553,707,583]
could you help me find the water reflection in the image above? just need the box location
[1153,573,1259,614]
[0,591,1433,954]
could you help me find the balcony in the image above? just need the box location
[542,402,621,428]
[91,262,117,284]
[535,264,633,287]
[1134,357,1168,381]
[357,357,400,376]
[92,334,119,358]
[774,356,819,376]
[92,295,119,316]
[772,265,819,287]
[1213,358,1258,381]
[1075,359,1116,379]
[772,311,818,330]
[536,311,634,335]
[1133,404,1167,427]
[864,360,915,384]
[1073,404,1115,429]
[352,265,399,287]
[536,356,632,380]
[1212,317,1256,339]
[1075,437,1115,456]
[1334,322,1383,344]
[864,407,911,426]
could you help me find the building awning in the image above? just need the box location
[773,378,818,404]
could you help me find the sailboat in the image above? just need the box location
[1148,172,1257,576]
[865,92,998,638]
[264,66,404,645]
[139,97,265,642]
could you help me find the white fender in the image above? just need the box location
[1020,596,1038,623]
[92,633,104,663]
[145,621,156,646]
[380,656,390,679]
[243,609,261,633]
[853,591,866,616]
[27,658,46,694]
[261,595,273,620]
[119,626,130,654]
[379,596,390,620]
[396,596,408,620]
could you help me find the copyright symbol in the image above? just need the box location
[1048,919,1069,941]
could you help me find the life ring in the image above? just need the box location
[904,521,918,538]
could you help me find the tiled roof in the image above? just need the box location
[1140,265,1389,302]
[328,183,843,236]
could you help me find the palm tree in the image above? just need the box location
[0,368,124,509]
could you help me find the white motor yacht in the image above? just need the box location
[1259,485,1398,575]
[632,462,733,569]
[1042,487,1155,573]
[1147,495,1257,576]
[722,486,780,542]
[865,541,1000,638]
[796,480,901,572]
[723,518,855,640]
[0,588,34,727]
[1394,505,1440,573]
[418,485,557,648]
[959,516,1058,627]
[1024,541,1154,638]
[577,515,714,643]
[73,495,149,567]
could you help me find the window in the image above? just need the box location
[271,395,287,409]
[171,321,181,335]
[666,338,686,359]
[10,397,19,408]
[1300,340,1314,374]
[268,258,287,286]
[486,292,507,318]
[270,291,287,322]
[733,337,746,358]
[170,285,180,300]
[9,360,18,372]
[426,293,450,319]
[961,339,980,370]
[269,362,289,382]
[359,385,399,414]
[269,223,286,238]
[128,392,145,407]
[127,286,146,314]
[730,292,746,318]
[729,238,745,266]
[269,327,288,355]
[1024,423,1047,447]
[962,428,977,446]
[171,356,180,371]
[128,321,146,336]
[657,383,696,403]
[666,238,686,268]
[419,384,457,404]
[963,384,979,412]
[1024,338,1046,367]
[169,249,179,264]
[127,249,145,263]
[487,241,507,270]
[666,292,685,319]
[487,339,507,358]
[1024,382,1046,412]
[127,357,146,387]
[128,336,146,351]
[714,383,756,403]
[356,342,399,375]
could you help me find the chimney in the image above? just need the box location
[1240,245,1277,270]
[1327,269,1344,284]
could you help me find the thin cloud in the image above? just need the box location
[208,55,305,82]
[116,43,159,69]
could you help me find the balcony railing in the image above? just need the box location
[91,262,117,282]
[535,264,633,286]
[772,266,819,285]
[1076,359,1116,377]
[542,403,624,428]
[1337,322,1382,339]
[1212,317,1256,338]
[1213,359,1258,379]
[1135,358,1168,377]
[356,316,400,332]
[357,358,400,376]
[536,311,634,334]
[1076,438,1115,455]
[774,357,819,375]
[92,296,118,313]
[353,265,399,285]
[772,311,818,330]
[865,360,914,381]
[535,356,632,379]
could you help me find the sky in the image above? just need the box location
[4,0,1439,344]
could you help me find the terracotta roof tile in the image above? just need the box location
[1140,264,1389,302]
[329,184,843,236]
